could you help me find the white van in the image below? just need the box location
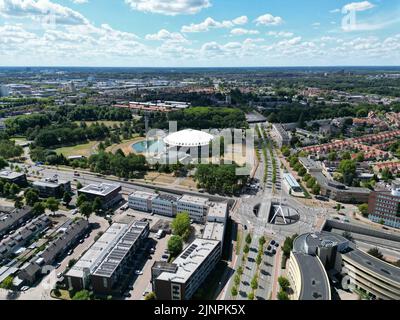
[155,229,164,239]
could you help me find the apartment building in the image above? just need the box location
[368,183,400,229]
[65,221,149,293]
[0,206,33,237]
[271,123,290,148]
[151,238,221,300]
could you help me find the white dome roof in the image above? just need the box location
[163,129,214,147]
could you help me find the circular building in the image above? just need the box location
[163,129,214,148]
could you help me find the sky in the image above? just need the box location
[0,0,400,67]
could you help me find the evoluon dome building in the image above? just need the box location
[163,129,214,148]
[162,129,215,164]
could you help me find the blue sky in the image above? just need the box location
[0,0,400,66]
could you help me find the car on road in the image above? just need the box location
[55,262,61,269]
[135,270,143,275]
[79,239,84,244]
[57,273,63,278]
[70,209,79,215]
[67,249,73,256]
[143,291,149,297]
[20,286,30,292]
[150,247,155,254]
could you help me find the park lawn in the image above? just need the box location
[56,141,99,158]
[73,120,123,127]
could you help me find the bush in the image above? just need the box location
[278,276,290,291]
[277,290,290,300]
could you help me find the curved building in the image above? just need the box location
[164,129,214,148]
[287,232,400,300]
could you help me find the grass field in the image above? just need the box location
[56,141,99,157]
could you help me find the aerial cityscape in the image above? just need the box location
[0,0,400,307]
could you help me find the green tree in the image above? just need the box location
[32,202,45,216]
[9,183,20,198]
[247,292,255,300]
[171,212,191,237]
[14,197,23,209]
[0,276,14,290]
[168,235,183,257]
[63,192,72,206]
[251,276,258,290]
[231,286,238,297]
[92,197,103,215]
[45,197,59,215]
[243,244,250,254]
[312,183,321,195]
[24,188,40,207]
[256,253,262,266]
[80,202,93,220]
[278,276,290,291]
[245,233,252,244]
[338,159,357,185]
[234,274,240,286]
[259,236,266,247]
[358,204,369,217]
[144,292,156,300]
[277,290,290,300]
[72,290,91,300]
[76,181,83,190]
[367,247,384,261]
[237,266,243,276]
[76,194,87,208]
[0,157,8,170]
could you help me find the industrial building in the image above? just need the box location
[65,221,149,294]
[151,238,221,300]
[78,183,122,209]
[283,173,303,194]
[33,176,71,198]
[368,181,400,229]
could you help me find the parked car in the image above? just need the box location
[135,270,143,275]
[57,273,63,278]
[67,250,73,256]
[20,286,30,292]
[270,240,276,246]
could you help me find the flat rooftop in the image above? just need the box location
[299,157,323,171]
[33,177,69,188]
[283,173,301,188]
[178,194,209,206]
[129,190,158,201]
[154,193,181,203]
[156,238,220,284]
[202,222,224,242]
[293,253,331,300]
[0,171,25,179]
[79,183,121,196]
[92,221,148,278]
[343,248,400,284]
[207,202,228,220]
[66,223,128,279]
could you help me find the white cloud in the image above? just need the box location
[267,31,294,38]
[71,0,88,4]
[124,0,211,16]
[330,8,341,13]
[145,29,188,43]
[0,0,89,25]
[343,1,375,12]
[254,13,283,26]
[181,15,248,33]
[230,28,259,36]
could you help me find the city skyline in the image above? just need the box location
[0,0,400,67]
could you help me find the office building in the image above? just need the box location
[368,182,400,229]
[151,238,221,300]
[33,176,71,198]
[65,221,149,293]
[78,183,122,209]
[0,171,27,187]
[288,232,400,300]
[128,191,158,212]
[177,195,209,223]
[152,194,181,217]
[207,202,228,223]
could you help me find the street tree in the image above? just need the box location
[80,202,93,220]
[168,235,183,257]
[172,212,191,237]
[45,197,59,216]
